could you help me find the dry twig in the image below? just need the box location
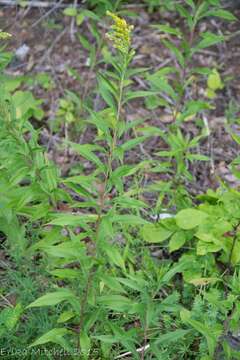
[0,0,81,8]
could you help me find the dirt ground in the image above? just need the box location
[1,2,240,196]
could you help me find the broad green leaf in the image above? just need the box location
[197,241,222,256]
[176,209,208,230]
[2,304,22,331]
[12,90,43,120]
[63,7,77,17]
[195,232,218,243]
[142,224,173,243]
[206,88,216,99]
[169,231,186,252]
[207,69,224,91]
[0,74,22,92]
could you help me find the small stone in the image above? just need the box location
[15,44,30,61]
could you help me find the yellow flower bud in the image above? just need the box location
[106,11,133,54]
[0,30,11,40]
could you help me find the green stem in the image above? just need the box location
[228,221,240,271]
[106,54,127,180]
[77,53,128,352]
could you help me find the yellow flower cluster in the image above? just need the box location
[0,30,11,40]
[106,11,133,54]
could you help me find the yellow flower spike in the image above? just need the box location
[0,30,11,40]
[106,11,133,54]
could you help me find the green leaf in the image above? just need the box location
[180,309,218,357]
[187,154,209,162]
[50,269,80,279]
[98,73,117,110]
[63,7,77,17]
[57,311,75,323]
[99,295,136,312]
[93,335,116,344]
[207,69,224,91]
[78,34,91,50]
[105,246,125,270]
[80,331,91,358]
[161,261,189,283]
[43,242,85,259]
[195,32,224,50]
[26,290,76,308]
[152,24,182,37]
[162,39,185,67]
[142,224,173,243]
[12,90,43,120]
[3,304,22,331]
[100,275,126,294]
[155,329,190,345]
[208,9,237,21]
[169,231,186,252]
[29,328,71,349]
[176,209,208,230]
[117,277,146,292]
[124,90,157,103]
[230,239,240,265]
[69,143,105,172]
[197,241,222,256]
[120,136,147,152]
[49,213,97,227]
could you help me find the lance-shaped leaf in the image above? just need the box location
[26,289,76,308]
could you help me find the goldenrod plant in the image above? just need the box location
[0,29,11,39]
[1,2,240,360]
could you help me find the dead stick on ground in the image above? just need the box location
[70,0,78,42]
[0,0,82,8]
[114,345,150,360]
